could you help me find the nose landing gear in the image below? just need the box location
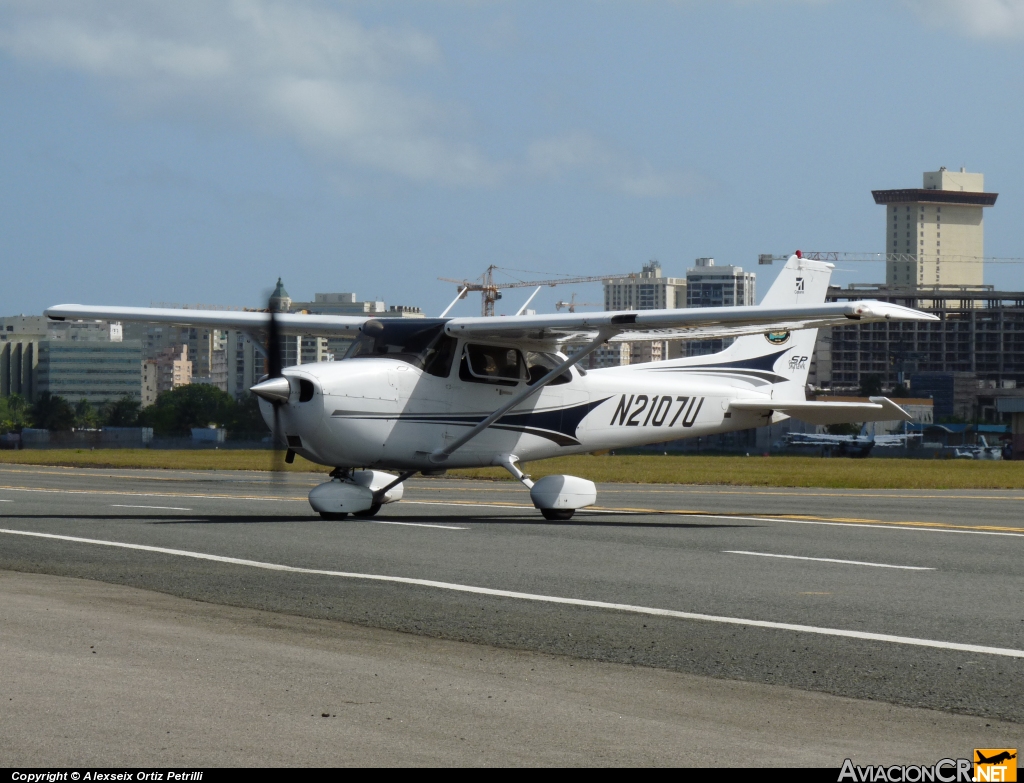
[309,469,406,520]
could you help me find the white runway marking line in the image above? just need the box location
[711,514,1024,539]
[724,550,935,571]
[404,500,535,513]
[404,500,630,515]
[111,504,193,511]
[0,486,305,502]
[369,520,468,531]
[1,527,1021,660]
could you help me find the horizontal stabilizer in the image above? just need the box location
[729,396,912,425]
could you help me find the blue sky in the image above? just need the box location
[2,0,1023,318]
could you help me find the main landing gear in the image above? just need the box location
[495,454,597,521]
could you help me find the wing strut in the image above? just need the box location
[439,286,469,317]
[429,329,617,463]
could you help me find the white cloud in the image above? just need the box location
[527,132,699,197]
[908,0,1024,39]
[0,0,691,194]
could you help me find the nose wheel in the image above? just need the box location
[541,508,574,521]
[318,503,382,520]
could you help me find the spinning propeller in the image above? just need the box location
[250,294,291,471]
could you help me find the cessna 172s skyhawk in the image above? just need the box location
[46,255,937,520]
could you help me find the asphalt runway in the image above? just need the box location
[1,464,1022,732]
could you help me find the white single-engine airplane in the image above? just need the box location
[47,254,937,520]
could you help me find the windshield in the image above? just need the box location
[343,319,457,377]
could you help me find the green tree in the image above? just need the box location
[0,394,31,434]
[889,383,909,398]
[138,384,236,436]
[31,393,76,431]
[74,399,99,429]
[858,374,883,398]
[227,393,270,435]
[101,396,141,427]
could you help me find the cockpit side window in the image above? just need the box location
[423,335,457,378]
[525,352,572,386]
[459,344,524,387]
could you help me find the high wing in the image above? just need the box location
[44,299,934,348]
[43,305,368,336]
[441,300,933,349]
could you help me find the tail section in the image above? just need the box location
[721,254,833,399]
[648,254,834,399]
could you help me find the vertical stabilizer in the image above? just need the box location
[722,254,833,399]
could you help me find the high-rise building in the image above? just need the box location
[1,317,47,399]
[603,260,685,311]
[226,331,262,401]
[123,323,227,390]
[683,258,755,356]
[874,167,998,288]
[36,340,143,405]
[578,260,685,368]
[2,316,127,400]
[142,344,192,406]
[685,258,755,308]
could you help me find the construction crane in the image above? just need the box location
[555,293,602,313]
[439,265,631,316]
[758,251,1024,265]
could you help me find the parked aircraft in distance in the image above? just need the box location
[953,435,1004,460]
[781,428,921,458]
[46,254,938,519]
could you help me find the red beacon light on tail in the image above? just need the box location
[795,250,802,259]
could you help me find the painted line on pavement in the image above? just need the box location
[369,520,468,531]
[723,550,935,571]
[403,499,1024,536]
[1,526,1019,659]
[418,484,1024,502]
[0,485,306,502]
[403,500,626,515]
[111,504,193,511]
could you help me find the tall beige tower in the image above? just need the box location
[873,168,997,288]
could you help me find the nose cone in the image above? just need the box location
[250,376,290,404]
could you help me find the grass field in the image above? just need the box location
[2,449,1024,489]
